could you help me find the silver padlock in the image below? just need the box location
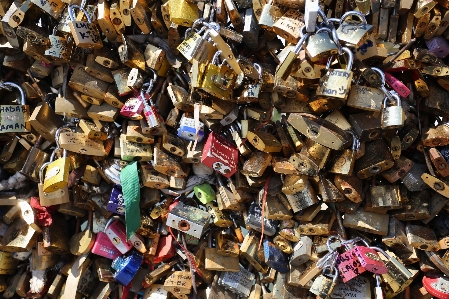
[381,93,405,129]
[218,267,255,297]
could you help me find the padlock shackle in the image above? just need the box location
[39,162,51,183]
[370,67,386,86]
[1,82,26,105]
[341,47,354,70]
[211,50,223,65]
[295,31,309,54]
[370,246,391,260]
[339,11,367,25]
[68,4,92,23]
[254,63,262,83]
[326,235,342,252]
[383,93,401,108]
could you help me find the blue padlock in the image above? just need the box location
[107,184,125,215]
[177,114,205,142]
[112,250,143,286]
[263,239,289,273]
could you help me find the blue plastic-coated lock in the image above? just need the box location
[112,250,143,286]
[107,184,125,215]
[263,239,289,273]
[177,114,205,142]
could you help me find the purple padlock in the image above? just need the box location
[426,37,449,58]
[107,184,125,215]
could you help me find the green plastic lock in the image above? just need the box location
[194,183,216,204]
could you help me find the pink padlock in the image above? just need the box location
[91,231,122,260]
[120,97,144,118]
[353,241,388,274]
[333,237,366,283]
[104,219,133,254]
[385,72,411,98]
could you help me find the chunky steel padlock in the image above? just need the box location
[381,93,405,129]
[68,4,102,49]
[218,267,255,297]
[246,202,278,236]
[166,201,210,238]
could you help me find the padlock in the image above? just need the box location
[245,202,278,236]
[43,137,70,192]
[336,11,373,47]
[354,139,395,179]
[194,183,215,204]
[104,219,133,254]
[381,93,405,129]
[369,184,402,210]
[406,224,440,251]
[0,82,31,134]
[204,233,240,272]
[202,132,238,178]
[263,239,288,273]
[218,267,255,297]
[276,27,309,80]
[305,27,339,63]
[38,163,69,205]
[68,4,102,49]
[379,250,418,295]
[112,250,143,286]
[166,201,210,238]
[272,9,305,44]
[309,266,339,299]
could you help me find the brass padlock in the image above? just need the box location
[68,4,102,49]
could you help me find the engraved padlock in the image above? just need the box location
[0,82,30,134]
[381,93,405,129]
[335,11,373,47]
[68,4,102,49]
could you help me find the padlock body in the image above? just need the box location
[336,247,366,282]
[354,246,388,274]
[43,157,70,192]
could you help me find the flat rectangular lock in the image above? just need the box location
[166,201,210,238]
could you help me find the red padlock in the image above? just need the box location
[334,237,366,283]
[201,132,239,178]
[152,234,175,264]
[104,218,133,254]
[423,274,449,299]
[353,240,388,274]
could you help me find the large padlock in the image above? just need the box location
[312,47,354,113]
[68,4,103,49]
[38,162,70,207]
[0,82,30,134]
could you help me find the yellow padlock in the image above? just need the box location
[43,128,70,193]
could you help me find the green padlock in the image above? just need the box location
[194,183,216,204]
